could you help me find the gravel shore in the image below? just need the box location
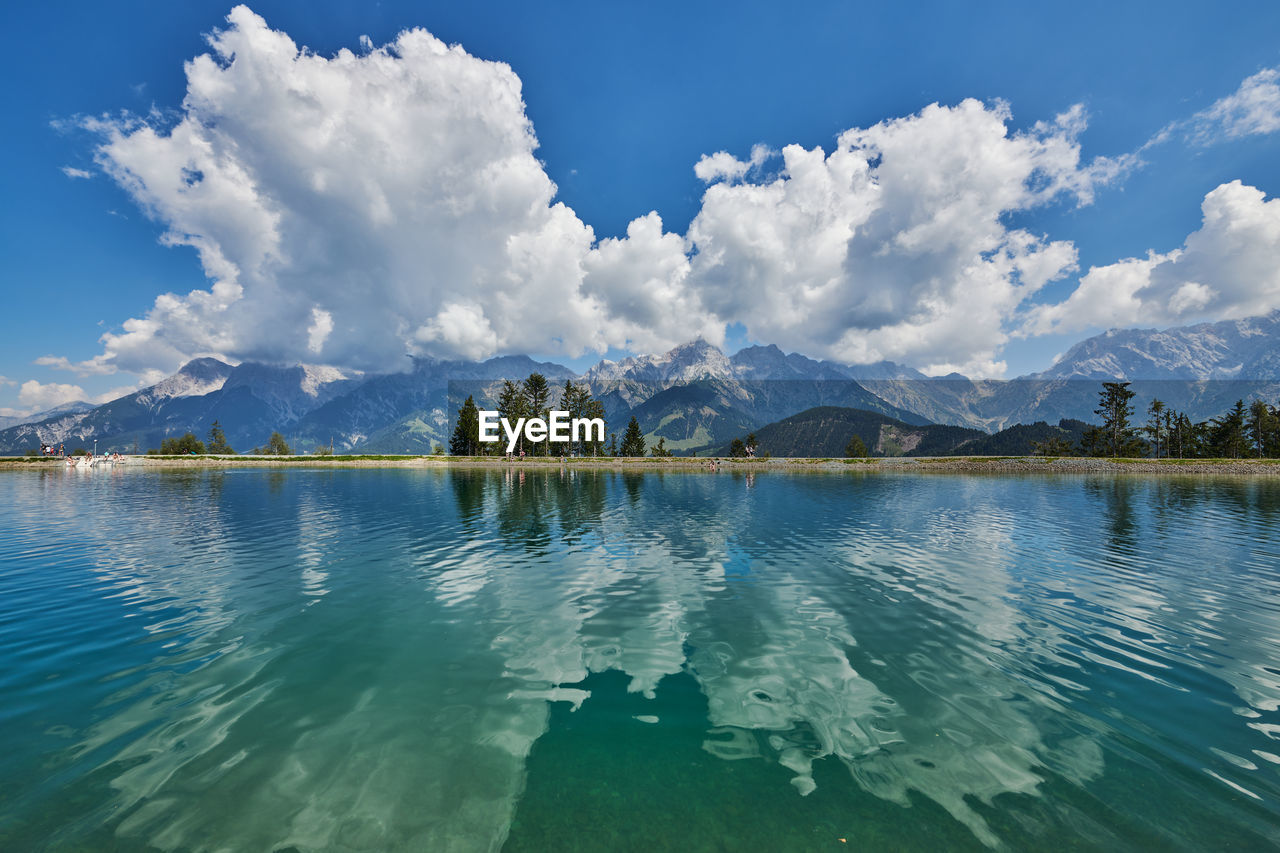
[5,455,1280,475]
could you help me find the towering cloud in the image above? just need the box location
[683,102,1101,376]
[63,7,1163,381]
[86,5,609,373]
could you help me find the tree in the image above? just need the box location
[1268,404,1280,458]
[729,438,747,458]
[1079,424,1106,457]
[1171,412,1197,458]
[265,432,291,455]
[1180,418,1206,458]
[619,416,646,457]
[651,437,673,458]
[1094,382,1142,457]
[1248,399,1271,458]
[745,433,758,457]
[845,435,868,458]
[607,432,618,456]
[450,395,481,456]
[207,420,235,454]
[523,373,550,455]
[559,379,590,455]
[1032,436,1075,457]
[581,398,607,456]
[497,380,528,456]
[158,432,205,454]
[1145,399,1165,459]
[1210,400,1248,458]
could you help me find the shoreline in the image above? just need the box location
[4,454,1280,475]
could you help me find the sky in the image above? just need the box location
[3,1,1280,416]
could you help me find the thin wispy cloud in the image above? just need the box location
[34,354,118,376]
[1148,66,1280,148]
[61,166,92,179]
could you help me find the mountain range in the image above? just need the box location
[0,400,96,432]
[4,311,1280,456]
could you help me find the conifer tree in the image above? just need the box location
[450,395,481,456]
[1267,404,1280,457]
[206,420,235,454]
[1175,412,1196,458]
[559,379,589,455]
[651,437,672,457]
[1248,399,1271,458]
[1145,399,1165,458]
[1095,382,1141,457]
[523,373,550,455]
[497,381,527,455]
[619,416,646,457]
[845,435,868,458]
[1211,399,1248,458]
[582,398,607,456]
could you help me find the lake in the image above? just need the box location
[2,467,1280,850]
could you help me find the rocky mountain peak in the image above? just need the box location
[1035,312,1280,381]
[143,357,235,404]
[586,339,731,383]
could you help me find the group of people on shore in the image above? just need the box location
[37,442,127,464]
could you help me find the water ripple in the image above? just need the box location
[3,469,1280,850]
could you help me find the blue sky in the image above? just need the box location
[3,1,1280,415]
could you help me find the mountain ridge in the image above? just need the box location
[5,311,1280,455]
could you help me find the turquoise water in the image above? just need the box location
[2,468,1280,851]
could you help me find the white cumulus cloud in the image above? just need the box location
[683,101,1095,375]
[5,381,136,418]
[84,5,608,376]
[62,6,1130,381]
[18,380,88,411]
[693,143,773,184]
[1025,180,1280,334]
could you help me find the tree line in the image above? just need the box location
[1076,381,1280,459]
[146,421,295,455]
[802,381,1280,460]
